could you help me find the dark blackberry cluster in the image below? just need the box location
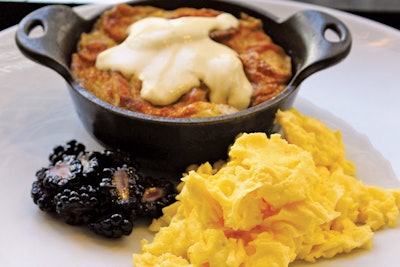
[31,140,178,238]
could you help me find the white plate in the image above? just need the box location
[0,1,399,266]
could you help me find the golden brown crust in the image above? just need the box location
[71,4,292,118]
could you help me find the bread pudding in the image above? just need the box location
[71,4,292,118]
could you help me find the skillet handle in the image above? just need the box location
[15,5,92,83]
[282,9,352,87]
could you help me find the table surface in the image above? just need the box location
[1,1,400,31]
[292,0,400,12]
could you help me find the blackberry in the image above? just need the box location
[40,155,83,190]
[88,212,134,238]
[31,178,56,212]
[98,166,144,209]
[49,140,86,165]
[78,151,103,184]
[84,166,144,238]
[31,140,179,239]
[137,177,178,218]
[54,185,99,225]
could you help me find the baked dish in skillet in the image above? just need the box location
[71,4,292,118]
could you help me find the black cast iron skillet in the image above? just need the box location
[15,0,352,174]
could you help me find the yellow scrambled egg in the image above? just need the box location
[133,108,400,267]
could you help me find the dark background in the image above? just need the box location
[1,1,400,31]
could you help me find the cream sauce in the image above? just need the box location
[96,13,253,110]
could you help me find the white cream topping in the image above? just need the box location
[96,13,253,110]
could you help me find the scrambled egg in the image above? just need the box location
[133,108,400,267]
